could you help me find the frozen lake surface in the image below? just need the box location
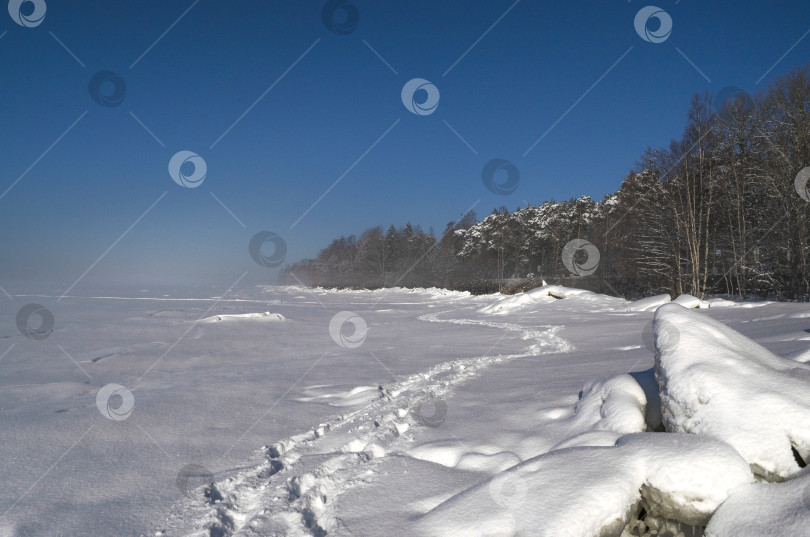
[1,286,809,536]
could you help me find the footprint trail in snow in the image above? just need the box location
[157,311,571,536]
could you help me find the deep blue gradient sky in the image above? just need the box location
[1,0,809,290]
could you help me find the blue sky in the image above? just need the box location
[1,0,809,290]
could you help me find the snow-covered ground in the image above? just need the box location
[1,285,809,536]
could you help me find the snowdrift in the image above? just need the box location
[626,293,734,311]
[654,303,810,480]
[200,311,286,323]
[415,433,752,536]
[671,293,706,308]
[479,284,624,315]
[416,301,810,535]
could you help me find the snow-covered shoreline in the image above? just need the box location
[1,285,808,536]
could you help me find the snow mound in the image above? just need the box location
[415,433,752,536]
[200,311,286,323]
[654,303,810,480]
[672,293,706,308]
[626,294,671,312]
[480,285,623,315]
[615,433,753,525]
[705,471,810,536]
[538,372,653,453]
[703,297,737,308]
[566,374,648,438]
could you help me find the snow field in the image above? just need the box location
[3,286,810,536]
[159,288,810,536]
[158,303,571,536]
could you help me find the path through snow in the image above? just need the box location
[158,309,572,536]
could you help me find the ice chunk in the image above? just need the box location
[616,433,753,525]
[703,297,736,308]
[414,433,752,536]
[705,471,810,536]
[571,374,648,435]
[654,303,810,480]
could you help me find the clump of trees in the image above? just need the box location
[284,65,810,300]
[285,215,479,291]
